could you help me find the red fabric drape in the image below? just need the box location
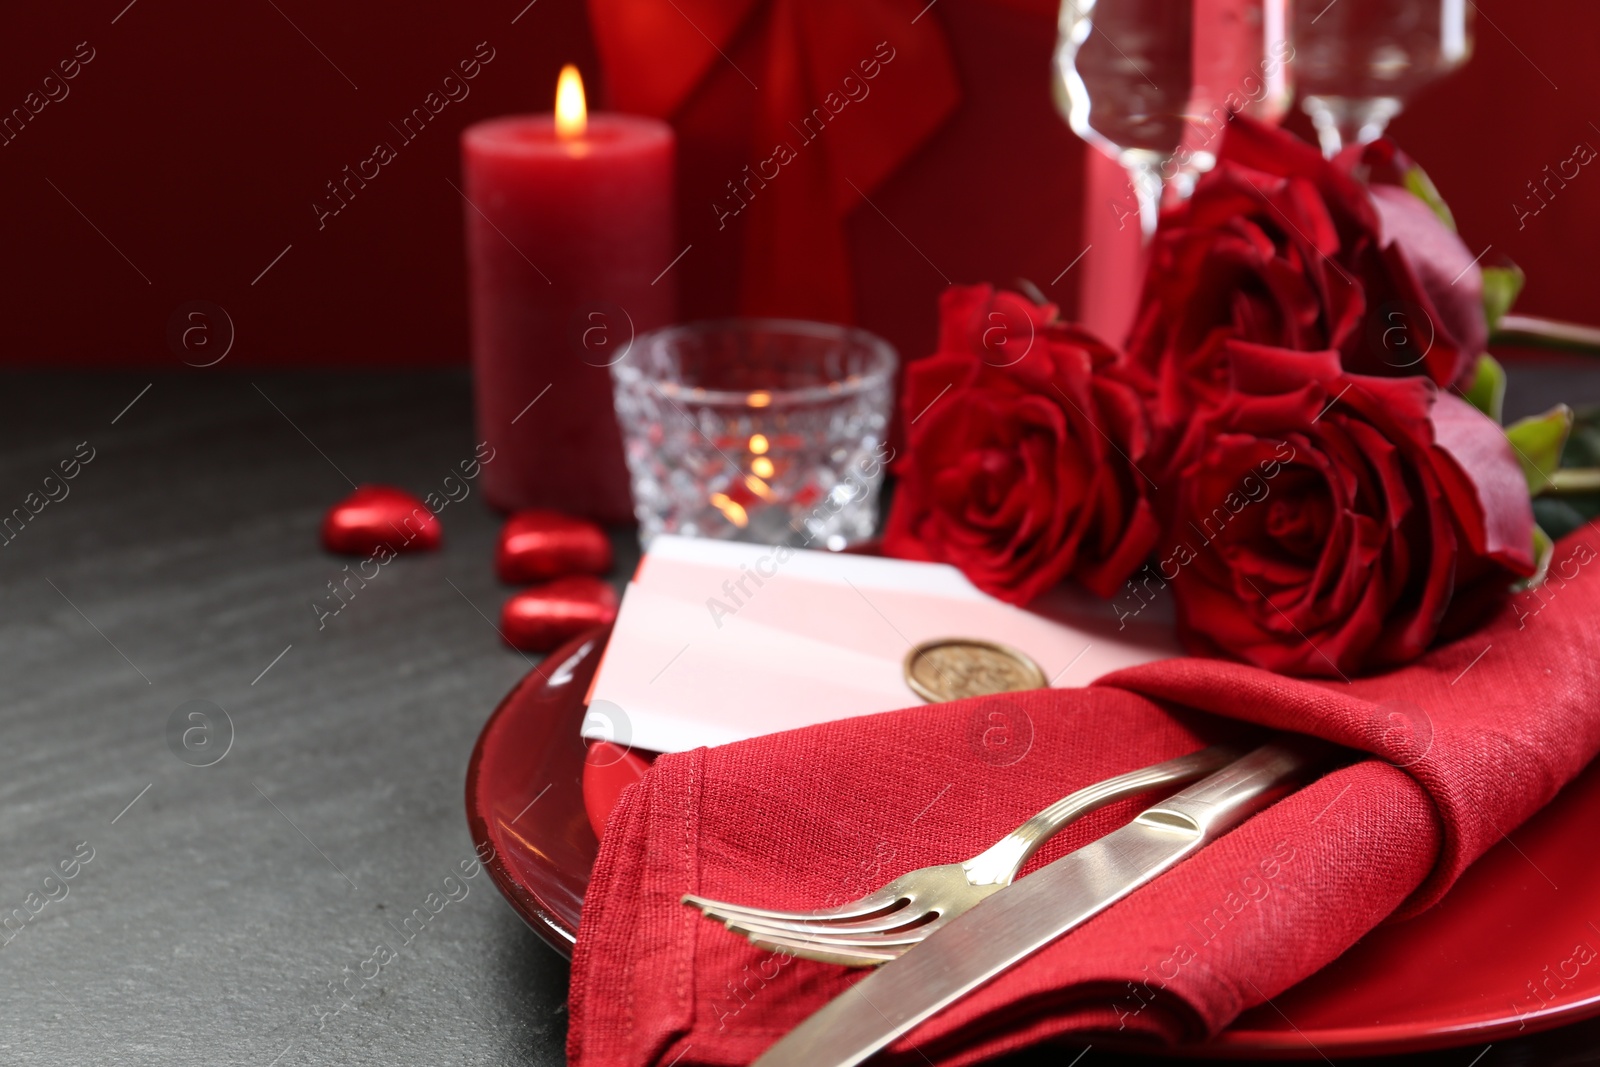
[586,0,966,322]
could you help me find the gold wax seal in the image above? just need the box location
[903,638,1047,703]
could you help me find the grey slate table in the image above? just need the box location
[2,368,1597,1067]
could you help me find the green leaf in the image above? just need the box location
[1514,524,1555,593]
[1482,263,1526,333]
[1505,404,1575,495]
[1462,353,1506,423]
[1403,164,1456,231]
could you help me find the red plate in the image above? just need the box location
[466,626,1600,1058]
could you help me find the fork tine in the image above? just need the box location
[737,928,908,967]
[706,904,932,938]
[680,887,907,925]
[726,914,946,948]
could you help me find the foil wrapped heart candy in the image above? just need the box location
[321,485,441,555]
[501,576,619,652]
[496,510,613,583]
[497,512,617,651]
[321,491,615,652]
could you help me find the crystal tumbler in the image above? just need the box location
[610,319,897,549]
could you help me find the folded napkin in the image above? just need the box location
[568,526,1600,1066]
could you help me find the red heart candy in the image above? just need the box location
[496,510,613,583]
[321,485,441,556]
[500,576,619,652]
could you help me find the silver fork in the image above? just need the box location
[681,744,1241,967]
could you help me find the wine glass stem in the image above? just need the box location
[1127,161,1162,243]
[1313,121,1344,160]
[1303,97,1403,159]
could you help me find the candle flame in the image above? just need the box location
[748,433,769,454]
[555,64,587,139]
[751,456,774,479]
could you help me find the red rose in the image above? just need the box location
[1161,341,1535,677]
[1129,118,1487,434]
[934,285,1052,363]
[884,285,1160,603]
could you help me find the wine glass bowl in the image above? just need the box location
[1054,0,1292,238]
[1291,0,1473,155]
[1055,0,1195,238]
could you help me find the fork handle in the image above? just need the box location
[961,744,1243,886]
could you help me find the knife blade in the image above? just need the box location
[750,739,1322,1067]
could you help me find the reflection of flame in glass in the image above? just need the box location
[746,391,772,408]
[751,456,775,478]
[744,475,776,501]
[748,433,769,454]
[709,492,748,527]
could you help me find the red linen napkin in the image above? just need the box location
[567,526,1600,1066]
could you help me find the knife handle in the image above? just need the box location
[1134,737,1330,839]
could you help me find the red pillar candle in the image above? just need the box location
[462,66,675,523]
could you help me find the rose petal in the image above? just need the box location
[1428,391,1536,572]
[1368,184,1487,381]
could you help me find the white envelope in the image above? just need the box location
[585,535,1179,754]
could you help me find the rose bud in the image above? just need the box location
[1163,341,1535,678]
[501,576,619,653]
[496,510,613,583]
[321,485,440,555]
[883,285,1160,604]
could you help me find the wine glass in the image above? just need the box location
[1291,0,1473,156]
[1181,0,1294,181]
[1054,0,1293,239]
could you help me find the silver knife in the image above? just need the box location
[750,739,1323,1067]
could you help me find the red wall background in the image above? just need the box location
[0,0,1592,369]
